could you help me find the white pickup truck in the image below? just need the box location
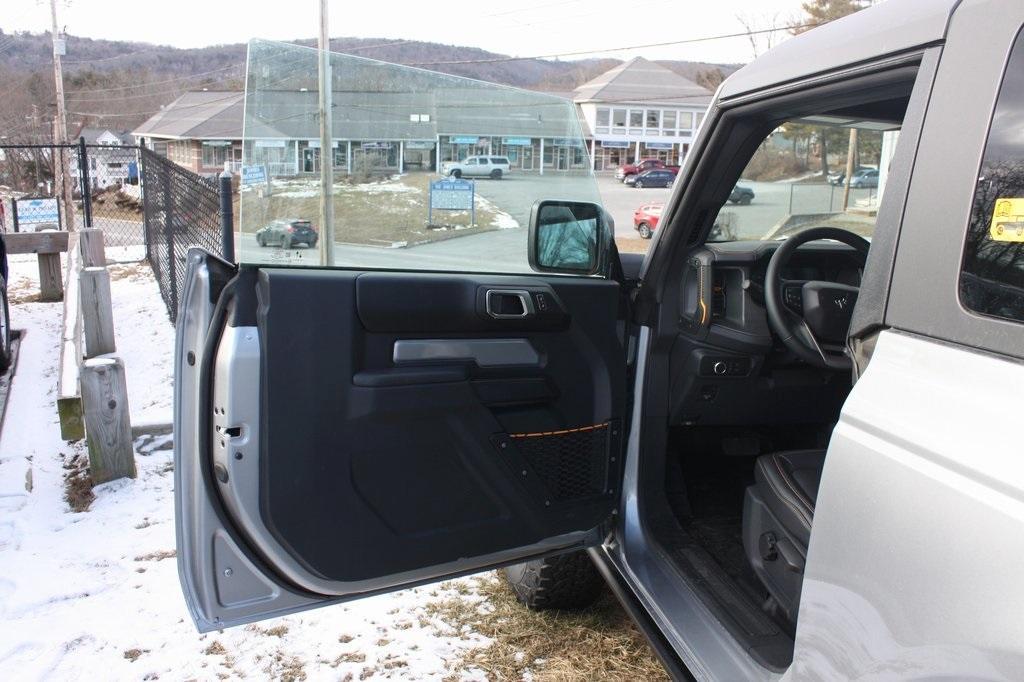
[440,155,510,179]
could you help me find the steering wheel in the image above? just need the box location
[764,227,870,370]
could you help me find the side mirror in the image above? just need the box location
[528,200,608,276]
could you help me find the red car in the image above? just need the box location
[633,203,663,239]
[616,158,679,181]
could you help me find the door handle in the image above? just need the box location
[485,289,535,319]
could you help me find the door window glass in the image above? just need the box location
[960,30,1024,323]
[239,40,601,274]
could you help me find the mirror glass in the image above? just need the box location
[533,202,602,273]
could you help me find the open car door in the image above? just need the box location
[173,40,628,632]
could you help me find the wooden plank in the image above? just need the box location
[81,357,136,484]
[58,232,85,441]
[0,331,23,437]
[79,228,106,268]
[80,267,116,358]
[4,231,69,255]
[38,253,63,302]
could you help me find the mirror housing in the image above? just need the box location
[528,200,609,276]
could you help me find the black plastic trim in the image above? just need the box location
[588,546,696,682]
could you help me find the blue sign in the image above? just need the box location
[645,142,675,150]
[241,165,267,185]
[15,197,60,228]
[429,178,475,225]
[601,140,630,149]
[550,137,583,147]
[451,136,479,145]
[502,137,532,146]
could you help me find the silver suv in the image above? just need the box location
[441,155,511,179]
[174,1,1024,678]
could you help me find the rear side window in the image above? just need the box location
[960,30,1024,323]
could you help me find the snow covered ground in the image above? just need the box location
[0,254,491,681]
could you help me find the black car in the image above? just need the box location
[255,218,319,248]
[632,169,676,188]
[729,184,755,205]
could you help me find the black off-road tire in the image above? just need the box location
[490,169,502,180]
[0,279,10,373]
[282,235,293,249]
[256,233,267,247]
[502,551,604,610]
[738,194,752,205]
[451,169,462,178]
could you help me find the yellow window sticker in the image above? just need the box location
[991,198,1024,242]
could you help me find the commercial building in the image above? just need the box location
[133,57,713,176]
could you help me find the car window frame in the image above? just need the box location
[886,11,1024,360]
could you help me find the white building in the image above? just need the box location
[573,57,713,171]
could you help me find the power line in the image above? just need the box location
[407,24,817,66]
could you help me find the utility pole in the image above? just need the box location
[50,0,75,231]
[317,0,335,266]
[841,128,858,211]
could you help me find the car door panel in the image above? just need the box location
[177,251,626,630]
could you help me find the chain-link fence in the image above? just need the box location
[139,147,223,323]
[0,141,146,261]
[80,144,145,256]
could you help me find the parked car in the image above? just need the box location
[440,156,511,179]
[850,168,880,188]
[828,167,878,187]
[631,169,676,188]
[255,218,318,248]
[615,158,679,181]
[729,184,755,204]
[174,2,1024,679]
[633,203,663,239]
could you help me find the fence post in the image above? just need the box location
[78,137,93,229]
[80,228,105,267]
[81,267,116,358]
[81,357,136,484]
[219,164,235,263]
[162,165,177,316]
[140,147,151,261]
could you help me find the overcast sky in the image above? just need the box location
[5,0,816,64]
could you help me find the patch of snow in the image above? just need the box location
[476,196,519,230]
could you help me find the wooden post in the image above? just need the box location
[38,252,63,302]
[81,357,135,484]
[80,267,116,358]
[79,228,105,267]
[57,232,84,440]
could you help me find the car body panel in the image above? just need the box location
[792,330,1024,679]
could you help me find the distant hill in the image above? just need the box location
[0,29,742,138]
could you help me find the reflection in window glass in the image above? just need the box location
[678,112,693,131]
[629,110,643,128]
[960,31,1024,323]
[663,110,676,134]
[239,40,601,274]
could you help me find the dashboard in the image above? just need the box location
[670,239,865,426]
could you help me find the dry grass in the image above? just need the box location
[62,451,95,513]
[134,549,176,562]
[615,238,652,255]
[429,574,669,681]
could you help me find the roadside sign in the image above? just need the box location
[241,165,267,186]
[429,178,475,225]
[502,137,532,146]
[12,197,61,232]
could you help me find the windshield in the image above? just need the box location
[238,39,600,273]
[709,119,900,242]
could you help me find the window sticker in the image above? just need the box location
[990,198,1024,242]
